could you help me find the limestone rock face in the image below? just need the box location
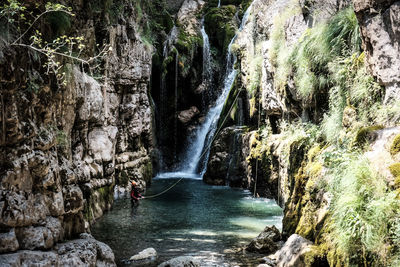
[353,0,400,103]
[0,0,153,263]
[0,229,19,253]
[177,0,205,36]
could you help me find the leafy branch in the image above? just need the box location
[1,0,111,86]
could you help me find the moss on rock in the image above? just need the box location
[389,163,400,178]
[204,5,237,53]
[304,245,330,267]
[353,125,384,147]
[390,134,400,156]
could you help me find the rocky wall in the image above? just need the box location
[353,0,400,104]
[0,0,155,262]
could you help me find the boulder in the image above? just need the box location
[178,106,200,124]
[270,234,312,267]
[56,234,116,266]
[0,234,116,267]
[129,247,157,262]
[158,256,200,267]
[246,225,281,254]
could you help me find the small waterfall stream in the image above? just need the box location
[201,19,211,86]
[157,4,254,179]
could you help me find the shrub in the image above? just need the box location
[330,157,400,266]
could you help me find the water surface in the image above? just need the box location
[92,179,282,266]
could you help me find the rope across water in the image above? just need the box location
[142,89,243,199]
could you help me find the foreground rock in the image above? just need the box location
[246,225,281,254]
[269,234,312,267]
[158,256,200,267]
[0,234,116,266]
[129,247,157,264]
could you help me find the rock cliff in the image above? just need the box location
[0,0,159,263]
[205,0,400,265]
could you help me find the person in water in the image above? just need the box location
[130,181,142,203]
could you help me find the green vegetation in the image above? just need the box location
[270,5,383,145]
[204,5,237,53]
[330,157,400,266]
[247,4,400,266]
[1,1,110,86]
[390,163,400,189]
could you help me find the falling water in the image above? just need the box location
[218,0,221,8]
[158,41,168,170]
[174,52,179,161]
[200,18,212,109]
[201,19,212,86]
[156,3,254,179]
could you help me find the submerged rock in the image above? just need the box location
[158,256,200,267]
[246,225,281,254]
[129,247,157,263]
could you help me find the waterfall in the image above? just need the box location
[200,18,212,108]
[201,19,211,86]
[218,0,221,8]
[174,52,179,161]
[156,3,253,179]
[158,41,168,170]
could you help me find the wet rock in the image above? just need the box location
[246,225,281,254]
[204,127,248,187]
[129,247,157,264]
[158,256,200,267]
[270,234,312,267]
[178,106,200,124]
[0,228,19,253]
